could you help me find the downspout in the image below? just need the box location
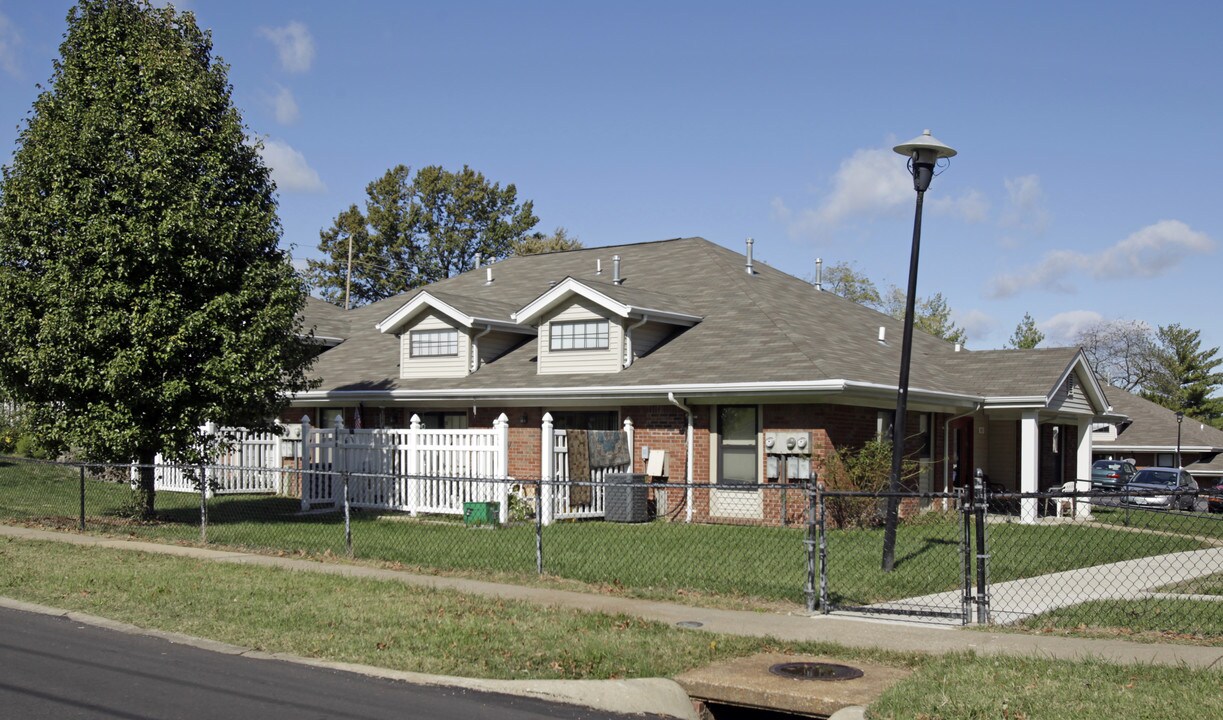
[943,403,982,510]
[667,392,694,523]
[624,315,649,368]
[471,325,492,373]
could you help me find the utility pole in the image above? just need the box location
[344,231,353,311]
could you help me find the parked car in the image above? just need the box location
[1205,487,1223,514]
[1120,467,1198,511]
[1091,459,1137,491]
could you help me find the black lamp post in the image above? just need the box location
[1176,411,1184,468]
[881,130,957,573]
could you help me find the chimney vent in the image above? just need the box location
[954,342,962,352]
[613,255,623,285]
[878,326,886,344]
[485,267,494,285]
[596,258,603,275]
[815,258,823,290]
[745,238,755,275]
[475,253,482,269]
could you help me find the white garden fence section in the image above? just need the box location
[300,413,511,524]
[154,425,296,496]
[538,414,633,525]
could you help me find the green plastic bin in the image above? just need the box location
[463,501,500,527]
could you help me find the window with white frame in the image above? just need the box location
[409,328,458,357]
[550,320,609,351]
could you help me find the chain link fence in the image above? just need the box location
[1,456,1219,636]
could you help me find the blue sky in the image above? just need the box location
[1,1,1220,352]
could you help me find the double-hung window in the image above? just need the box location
[550,320,609,351]
[410,328,458,357]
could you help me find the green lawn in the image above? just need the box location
[0,459,1213,611]
[3,538,1220,720]
[1004,598,1223,646]
[1091,505,1223,541]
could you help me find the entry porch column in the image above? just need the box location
[1019,411,1039,523]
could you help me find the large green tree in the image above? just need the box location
[0,0,315,516]
[309,165,538,306]
[511,227,583,256]
[818,262,966,344]
[1006,312,1045,349]
[882,287,967,345]
[1142,324,1223,421]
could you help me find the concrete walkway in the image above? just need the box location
[3,524,1221,675]
[872,547,1223,624]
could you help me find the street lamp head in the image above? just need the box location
[893,129,957,192]
[1176,411,1185,423]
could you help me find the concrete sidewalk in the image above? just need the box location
[872,547,1223,624]
[3,524,1220,672]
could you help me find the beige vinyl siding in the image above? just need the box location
[626,320,674,363]
[538,300,622,375]
[400,313,470,379]
[473,330,524,370]
[1047,370,1094,414]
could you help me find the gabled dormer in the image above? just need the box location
[376,291,533,379]
[512,278,702,375]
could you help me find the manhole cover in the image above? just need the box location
[675,621,704,629]
[768,662,864,681]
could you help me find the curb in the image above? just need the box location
[0,597,700,719]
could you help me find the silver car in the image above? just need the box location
[1121,468,1199,511]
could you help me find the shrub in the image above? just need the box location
[818,438,918,529]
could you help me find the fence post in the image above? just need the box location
[79,465,85,532]
[199,462,208,544]
[804,475,818,613]
[960,486,972,625]
[974,469,990,625]
[540,413,555,527]
[494,413,510,525]
[300,414,312,512]
[535,478,544,575]
[818,481,829,614]
[408,414,421,517]
[343,470,353,558]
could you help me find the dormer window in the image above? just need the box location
[410,328,458,357]
[550,320,609,351]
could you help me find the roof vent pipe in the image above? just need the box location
[815,258,823,291]
[475,253,482,269]
[745,237,755,274]
[596,258,603,275]
[613,255,622,285]
[485,267,494,285]
[878,326,886,344]
[954,342,962,352]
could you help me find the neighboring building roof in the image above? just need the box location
[1095,389,1223,453]
[300,296,351,345]
[297,237,1107,412]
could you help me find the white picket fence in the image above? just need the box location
[301,413,511,524]
[154,425,296,496]
[539,414,633,525]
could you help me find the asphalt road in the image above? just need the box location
[0,606,645,720]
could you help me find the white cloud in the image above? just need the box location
[1001,174,1050,234]
[930,189,989,223]
[272,85,299,125]
[259,21,314,74]
[1041,310,1105,347]
[778,144,988,239]
[258,139,325,192]
[954,309,994,344]
[987,220,1214,298]
[0,12,22,79]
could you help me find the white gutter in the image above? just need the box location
[295,378,981,405]
[471,325,492,373]
[668,392,695,523]
[624,314,649,369]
